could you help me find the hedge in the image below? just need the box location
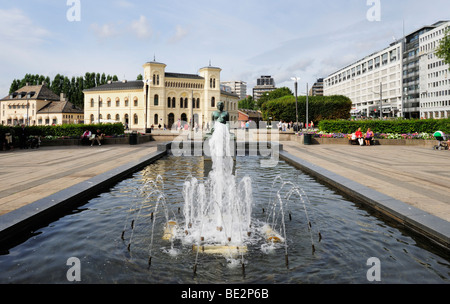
[318,119,450,134]
[0,123,125,138]
[261,95,352,123]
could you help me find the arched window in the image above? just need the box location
[115,114,120,121]
[180,97,184,108]
[154,94,159,106]
[124,114,129,124]
[184,98,188,108]
[196,98,200,108]
[134,97,138,107]
[157,75,160,85]
[90,114,94,123]
[172,97,176,108]
[153,74,156,85]
[134,114,138,125]
[99,99,103,108]
[90,99,94,107]
[116,98,120,107]
[167,97,171,108]
[125,98,129,107]
[211,97,215,108]
[107,98,111,107]
[154,114,158,125]
[107,114,111,120]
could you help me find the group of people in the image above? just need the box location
[1,125,40,151]
[353,128,375,146]
[81,129,105,146]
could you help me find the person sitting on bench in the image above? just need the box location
[365,128,374,146]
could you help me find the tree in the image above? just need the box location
[257,87,293,109]
[436,29,450,69]
[136,74,143,80]
[238,96,255,110]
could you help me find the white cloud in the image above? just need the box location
[168,25,188,44]
[90,23,119,39]
[130,15,152,39]
[0,8,51,45]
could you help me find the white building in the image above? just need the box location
[324,42,403,118]
[221,80,247,100]
[419,21,450,119]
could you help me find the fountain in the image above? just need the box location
[120,107,321,275]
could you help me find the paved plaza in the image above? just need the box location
[0,141,449,224]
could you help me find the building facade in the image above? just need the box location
[419,21,450,119]
[83,61,239,131]
[221,80,247,100]
[324,20,450,119]
[1,83,83,126]
[324,42,403,118]
[309,78,324,96]
[253,75,276,102]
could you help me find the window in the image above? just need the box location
[172,97,176,108]
[90,99,94,107]
[180,97,184,108]
[116,98,120,107]
[211,97,215,108]
[167,97,171,108]
[154,94,159,106]
[134,114,138,125]
[134,98,138,107]
[154,114,158,125]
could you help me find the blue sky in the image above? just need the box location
[0,0,449,96]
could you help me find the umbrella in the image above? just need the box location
[434,131,445,137]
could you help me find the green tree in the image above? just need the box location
[136,74,143,80]
[238,96,255,110]
[257,87,293,109]
[436,29,450,69]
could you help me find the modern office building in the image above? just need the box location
[253,75,276,102]
[402,24,436,118]
[83,60,239,131]
[309,78,324,96]
[324,42,403,118]
[419,21,450,119]
[324,20,450,119]
[221,80,247,100]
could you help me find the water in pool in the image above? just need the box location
[0,155,448,284]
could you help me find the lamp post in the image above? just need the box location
[291,77,300,132]
[306,83,309,130]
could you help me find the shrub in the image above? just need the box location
[261,95,352,123]
[0,123,125,138]
[318,119,450,134]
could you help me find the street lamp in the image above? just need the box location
[291,77,300,131]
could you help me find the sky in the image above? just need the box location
[0,0,449,97]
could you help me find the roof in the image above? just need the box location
[1,84,61,101]
[165,72,204,80]
[220,90,239,98]
[83,80,144,92]
[37,100,83,114]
